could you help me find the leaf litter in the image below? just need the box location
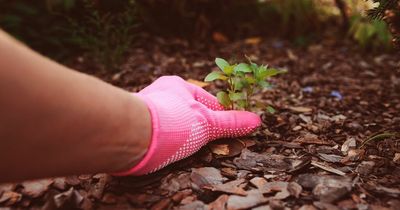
[1,35,399,209]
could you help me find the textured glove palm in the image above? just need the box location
[117,76,261,176]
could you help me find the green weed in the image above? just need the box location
[205,57,285,111]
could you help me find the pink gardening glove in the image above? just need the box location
[117,76,261,176]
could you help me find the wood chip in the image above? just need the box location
[21,179,53,198]
[209,194,229,210]
[288,106,312,113]
[205,179,247,196]
[226,190,268,210]
[191,167,226,188]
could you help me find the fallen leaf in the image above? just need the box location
[187,79,209,88]
[209,139,245,158]
[21,179,53,198]
[209,144,229,156]
[226,190,268,210]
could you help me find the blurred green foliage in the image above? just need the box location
[0,0,394,71]
[0,0,137,70]
[349,15,392,50]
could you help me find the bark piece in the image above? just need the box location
[233,149,310,173]
[53,187,83,209]
[227,190,268,210]
[191,167,226,188]
[209,194,229,210]
[205,179,247,196]
[21,179,53,198]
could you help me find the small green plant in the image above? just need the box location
[204,57,285,111]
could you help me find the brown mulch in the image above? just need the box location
[1,34,400,210]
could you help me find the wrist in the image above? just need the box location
[111,93,152,173]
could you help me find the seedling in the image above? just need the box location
[204,57,285,111]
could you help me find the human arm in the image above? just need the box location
[0,29,151,182]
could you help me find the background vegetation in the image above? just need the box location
[0,0,398,71]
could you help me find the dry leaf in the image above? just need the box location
[209,144,230,156]
[209,139,245,158]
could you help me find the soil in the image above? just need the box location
[1,33,399,210]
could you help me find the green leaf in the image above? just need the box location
[217,91,231,108]
[266,105,276,114]
[234,79,248,91]
[245,75,256,84]
[258,80,271,88]
[258,68,283,79]
[215,58,230,72]
[204,71,223,82]
[223,65,234,75]
[234,63,252,73]
[237,100,248,109]
[229,92,245,101]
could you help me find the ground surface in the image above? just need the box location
[1,34,400,210]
